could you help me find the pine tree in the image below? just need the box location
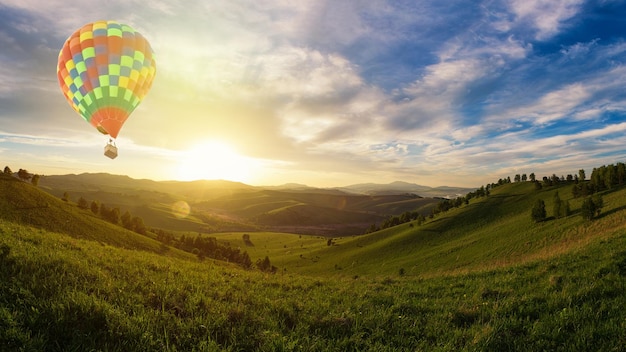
[581,197,596,221]
[553,192,562,219]
[531,199,547,223]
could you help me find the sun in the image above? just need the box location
[176,141,256,183]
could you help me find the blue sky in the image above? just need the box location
[1,0,626,187]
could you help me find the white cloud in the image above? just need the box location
[504,83,590,124]
[508,0,584,40]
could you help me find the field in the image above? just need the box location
[2,172,626,350]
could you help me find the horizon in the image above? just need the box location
[2,1,626,188]
[10,167,594,191]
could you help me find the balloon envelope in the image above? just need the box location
[57,20,156,138]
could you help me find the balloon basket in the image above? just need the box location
[104,142,118,159]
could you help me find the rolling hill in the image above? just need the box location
[38,173,444,235]
[214,180,626,277]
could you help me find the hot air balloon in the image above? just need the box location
[57,20,156,159]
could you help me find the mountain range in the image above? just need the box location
[36,173,470,235]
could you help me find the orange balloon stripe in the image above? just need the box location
[90,107,129,139]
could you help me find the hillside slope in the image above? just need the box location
[267,181,626,276]
[0,173,191,259]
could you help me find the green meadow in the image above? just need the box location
[2,171,626,350]
[216,181,626,278]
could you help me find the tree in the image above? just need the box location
[77,197,89,209]
[581,195,603,221]
[522,174,528,182]
[17,169,31,181]
[553,192,562,219]
[241,251,253,269]
[531,199,547,223]
[62,191,70,202]
[593,195,603,217]
[30,174,40,186]
[121,210,133,229]
[581,197,596,221]
[131,216,147,234]
[90,200,99,215]
[514,174,521,182]
[256,256,277,273]
[572,184,580,198]
[605,164,616,189]
[553,192,569,219]
[618,162,626,185]
[551,174,560,185]
[108,207,120,224]
[579,169,586,182]
[3,166,11,174]
[242,233,254,246]
[131,216,147,235]
[529,173,536,182]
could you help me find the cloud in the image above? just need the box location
[507,0,584,40]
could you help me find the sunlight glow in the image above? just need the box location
[176,141,257,183]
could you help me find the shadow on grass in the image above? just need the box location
[596,204,626,220]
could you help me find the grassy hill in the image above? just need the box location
[212,181,626,277]
[0,173,192,259]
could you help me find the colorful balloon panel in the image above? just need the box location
[57,20,156,139]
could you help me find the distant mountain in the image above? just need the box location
[336,181,474,198]
[40,173,254,202]
[36,173,448,236]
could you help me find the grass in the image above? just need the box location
[238,181,626,277]
[2,218,626,351]
[0,173,193,259]
[3,173,626,350]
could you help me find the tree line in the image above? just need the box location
[365,162,626,232]
[66,194,149,235]
[153,229,276,272]
[3,166,40,186]
[530,163,625,223]
[364,180,503,233]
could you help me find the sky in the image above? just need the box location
[2,0,626,188]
